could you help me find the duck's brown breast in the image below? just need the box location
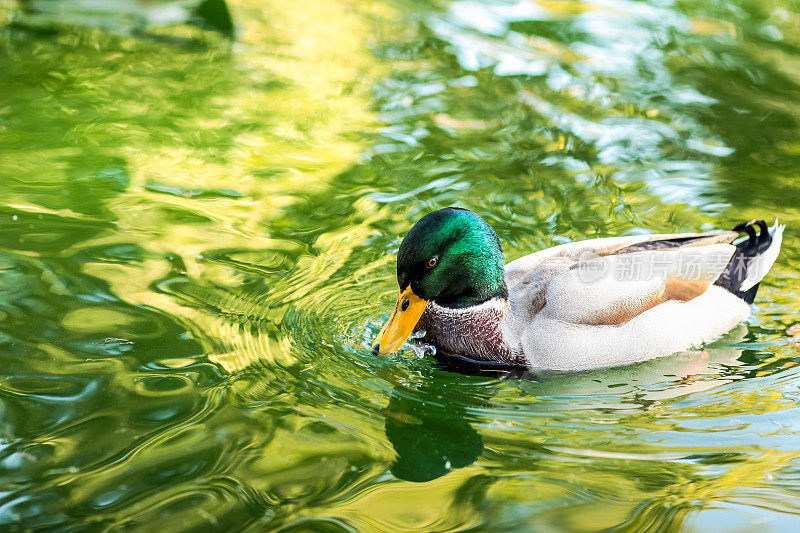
[414,300,521,364]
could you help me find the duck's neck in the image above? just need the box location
[414,298,521,364]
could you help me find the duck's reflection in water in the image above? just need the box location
[383,380,485,483]
[382,353,534,482]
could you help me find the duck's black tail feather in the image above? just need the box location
[714,219,784,304]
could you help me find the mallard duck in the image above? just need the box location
[373,208,784,371]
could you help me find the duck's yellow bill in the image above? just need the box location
[373,286,428,355]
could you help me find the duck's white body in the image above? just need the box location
[417,222,784,371]
[513,285,748,371]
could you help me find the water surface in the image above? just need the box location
[1,0,800,530]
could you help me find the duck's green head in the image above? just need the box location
[373,208,507,355]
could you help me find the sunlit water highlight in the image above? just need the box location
[1,0,800,530]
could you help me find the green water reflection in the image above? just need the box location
[1,0,800,530]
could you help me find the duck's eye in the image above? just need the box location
[426,257,438,269]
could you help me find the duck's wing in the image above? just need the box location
[505,230,739,321]
[538,243,736,326]
[505,230,738,283]
[506,221,787,327]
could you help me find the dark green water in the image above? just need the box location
[1,0,800,530]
